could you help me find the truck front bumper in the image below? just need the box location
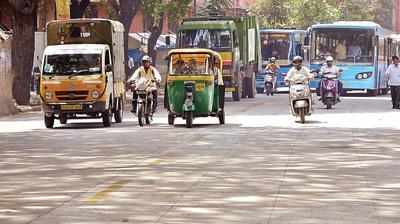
[43,101,107,114]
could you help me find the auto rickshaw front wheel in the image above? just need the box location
[168,113,175,125]
[218,110,225,125]
[185,111,193,128]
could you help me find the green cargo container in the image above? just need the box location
[177,16,262,101]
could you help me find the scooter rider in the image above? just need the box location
[128,55,162,114]
[319,56,343,101]
[285,56,313,83]
[265,57,280,90]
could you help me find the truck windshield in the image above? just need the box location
[261,33,290,60]
[43,53,102,75]
[312,28,374,65]
[179,30,232,50]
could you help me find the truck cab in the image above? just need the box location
[39,19,125,128]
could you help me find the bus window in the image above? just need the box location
[312,29,375,64]
[261,33,290,61]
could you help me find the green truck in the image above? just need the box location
[177,16,262,101]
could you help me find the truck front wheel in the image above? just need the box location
[44,114,55,129]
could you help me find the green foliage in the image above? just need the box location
[142,0,192,25]
[198,0,233,16]
[250,0,393,29]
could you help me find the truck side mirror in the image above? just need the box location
[106,64,112,73]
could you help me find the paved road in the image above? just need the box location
[1,94,400,224]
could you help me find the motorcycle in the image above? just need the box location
[135,77,156,127]
[288,78,313,124]
[320,72,339,109]
[264,71,275,96]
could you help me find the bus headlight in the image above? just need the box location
[356,72,372,80]
[91,90,100,99]
[45,91,53,100]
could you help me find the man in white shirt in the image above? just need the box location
[385,55,400,109]
[285,56,314,83]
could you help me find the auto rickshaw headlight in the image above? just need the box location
[91,90,100,99]
[45,91,53,100]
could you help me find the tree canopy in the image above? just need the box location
[250,0,393,29]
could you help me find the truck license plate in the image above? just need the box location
[61,104,82,110]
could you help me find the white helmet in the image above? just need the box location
[326,56,334,62]
[142,55,152,64]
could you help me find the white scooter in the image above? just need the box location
[288,78,313,124]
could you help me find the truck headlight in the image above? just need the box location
[45,91,53,100]
[91,90,100,99]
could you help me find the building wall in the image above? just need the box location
[395,0,400,32]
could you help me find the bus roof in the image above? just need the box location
[178,20,236,31]
[260,29,305,34]
[311,21,382,30]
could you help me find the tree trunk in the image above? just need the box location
[70,0,90,19]
[147,13,165,66]
[11,4,36,105]
[119,0,140,79]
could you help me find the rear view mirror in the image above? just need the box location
[106,64,112,73]
[33,66,40,74]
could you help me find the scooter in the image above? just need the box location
[320,72,339,109]
[264,71,275,96]
[135,78,155,127]
[288,79,313,124]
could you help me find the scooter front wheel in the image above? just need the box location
[299,108,306,124]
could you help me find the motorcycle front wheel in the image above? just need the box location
[299,108,306,124]
[138,103,145,127]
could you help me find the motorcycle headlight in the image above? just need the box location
[45,91,53,100]
[91,90,100,99]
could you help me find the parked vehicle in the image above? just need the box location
[165,49,225,128]
[38,19,126,128]
[257,29,306,93]
[288,80,313,124]
[177,16,262,101]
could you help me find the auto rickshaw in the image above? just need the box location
[165,49,225,128]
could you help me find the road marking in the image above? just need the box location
[86,180,129,204]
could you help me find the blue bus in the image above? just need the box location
[256,29,306,93]
[306,21,394,95]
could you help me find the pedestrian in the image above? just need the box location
[385,55,400,109]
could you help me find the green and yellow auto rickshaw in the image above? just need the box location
[165,49,225,128]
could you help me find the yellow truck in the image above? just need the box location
[38,19,126,128]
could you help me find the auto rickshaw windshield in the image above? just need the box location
[170,54,210,75]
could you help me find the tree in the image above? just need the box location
[250,0,291,28]
[142,0,192,64]
[108,0,141,77]
[6,0,38,105]
[70,0,91,19]
[198,0,233,16]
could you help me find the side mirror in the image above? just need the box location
[33,66,40,74]
[165,35,171,46]
[106,64,112,73]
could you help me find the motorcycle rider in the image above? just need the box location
[265,57,280,91]
[319,56,343,101]
[128,55,162,114]
[285,56,313,84]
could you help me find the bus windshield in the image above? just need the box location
[261,33,290,61]
[43,53,102,75]
[179,29,232,50]
[312,28,375,64]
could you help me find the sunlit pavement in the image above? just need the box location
[1,94,400,223]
